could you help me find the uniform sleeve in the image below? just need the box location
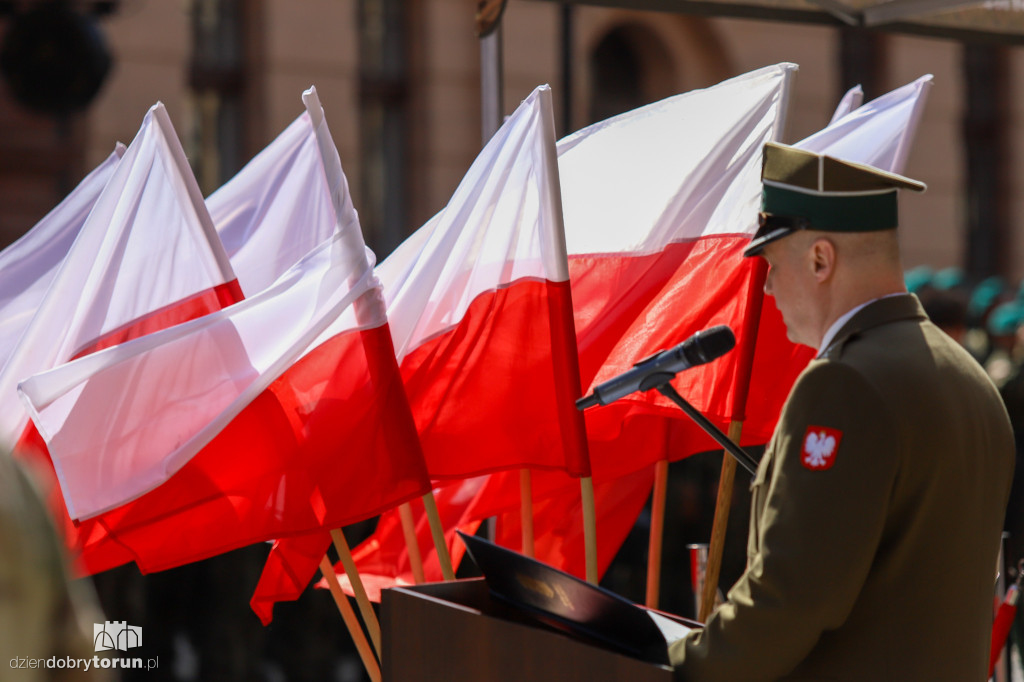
[670,361,900,681]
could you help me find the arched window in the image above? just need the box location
[587,24,676,125]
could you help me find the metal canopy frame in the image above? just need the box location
[527,0,1024,45]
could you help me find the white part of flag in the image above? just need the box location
[18,100,380,521]
[830,84,864,125]
[0,144,124,365]
[208,108,343,298]
[377,84,569,363]
[0,103,237,447]
[557,63,798,257]
[797,75,933,174]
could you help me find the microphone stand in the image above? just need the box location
[654,383,759,476]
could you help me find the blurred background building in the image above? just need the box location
[1,1,1022,680]
[2,0,1021,278]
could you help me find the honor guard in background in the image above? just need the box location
[670,143,1016,681]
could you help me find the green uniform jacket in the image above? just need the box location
[670,294,1015,681]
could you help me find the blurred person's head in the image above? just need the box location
[916,285,969,345]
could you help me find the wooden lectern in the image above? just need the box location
[381,578,675,681]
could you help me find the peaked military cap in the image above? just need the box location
[743,142,927,257]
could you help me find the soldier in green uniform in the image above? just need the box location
[669,142,1016,681]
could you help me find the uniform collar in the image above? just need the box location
[817,293,905,357]
[819,293,927,360]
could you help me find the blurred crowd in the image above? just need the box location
[906,266,1024,580]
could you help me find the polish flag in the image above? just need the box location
[248,84,591,620]
[18,93,431,574]
[0,144,124,366]
[498,73,936,580]
[379,84,588,479]
[0,103,243,451]
[562,63,800,479]
[208,105,342,297]
[310,66,798,598]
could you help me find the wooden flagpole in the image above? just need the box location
[422,490,456,580]
[693,69,795,623]
[330,528,381,656]
[645,459,669,607]
[520,469,535,557]
[580,476,598,584]
[696,252,772,623]
[698,420,744,623]
[397,502,426,583]
[319,555,381,682]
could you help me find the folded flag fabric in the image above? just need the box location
[515,72,935,580]
[560,63,799,478]
[830,84,864,125]
[0,102,242,451]
[377,84,589,479]
[0,144,124,367]
[19,93,430,575]
[208,105,343,297]
[248,83,593,621]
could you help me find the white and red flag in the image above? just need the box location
[799,74,932,171]
[496,71,935,579]
[560,63,799,476]
[18,93,430,574]
[249,84,592,620]
[208,107,343,297]
[0,103,243,451]
[380,83,589,479]
[0,144,124,366]
[325,66,798,592]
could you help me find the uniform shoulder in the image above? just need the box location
[783,359,891,426]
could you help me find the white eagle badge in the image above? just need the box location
[801,426,842,471]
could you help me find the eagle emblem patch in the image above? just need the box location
[801,426,842,470]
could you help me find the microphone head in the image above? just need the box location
[688,325,736,364]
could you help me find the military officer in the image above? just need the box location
[669,142,1016,681]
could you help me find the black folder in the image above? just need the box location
[457,531,700,667]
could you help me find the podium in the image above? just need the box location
[380,578,675,681]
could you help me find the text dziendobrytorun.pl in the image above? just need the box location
[10,655,158,671]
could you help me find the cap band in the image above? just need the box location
[761,183,898,232]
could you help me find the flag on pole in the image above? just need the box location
[560,63,798,477]
[503,72,936,579]
[208,110,342,297]
[248,84,592,620]
[379,83,589,479]
[797,75,933,172]
[0,103,243,451]
[18,95,430,573]
[327,65,797,591]
[0,144,124,366]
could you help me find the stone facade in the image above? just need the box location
[0,1,1010,279]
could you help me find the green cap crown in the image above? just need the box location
[744,142,926,257]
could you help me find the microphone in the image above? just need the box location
[576,325,736,409]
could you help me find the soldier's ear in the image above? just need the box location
[810,237,835,283]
